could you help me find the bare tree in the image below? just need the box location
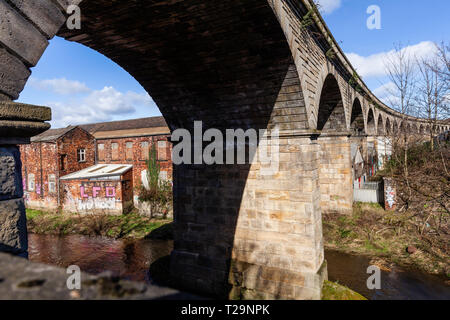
[416,57,447,150]
[433,42,450,84]
[384,43,417,178]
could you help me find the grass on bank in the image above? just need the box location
[323,203,449,277]
[26,209,173,240]
[321,280,367,300]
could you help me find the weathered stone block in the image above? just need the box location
[0,48,31,100]
[0,0,48,66]
[0,146,23,201]
[0,198,27,256]
[8,0,66,39]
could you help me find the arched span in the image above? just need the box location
[376,114,385,135]
[316,74,347,132]
[350,98,365,135]
[366,107,376,135]
[385,118,392,134]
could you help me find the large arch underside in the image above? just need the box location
[58,0,309,133]
[54,0,323,299]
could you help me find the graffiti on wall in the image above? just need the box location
[77,185,117,211]
[80,186,116,198]
[78,198,116,211]
[385,186,395,209]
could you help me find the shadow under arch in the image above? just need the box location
[350,98,365,135]
[316,74,347,132]
[385,118,392,135]
[46,0,314,298]
[366,108,376,136]
[376,114,385,136]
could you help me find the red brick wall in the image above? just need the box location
[20,142,59,210]
[20,127,95,211]
[96,135,173,198]
[57,128,96,178]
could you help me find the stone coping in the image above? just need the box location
[0,252,203,300]
[0,101,51,121]
[0,102,51,143]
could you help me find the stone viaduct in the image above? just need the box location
[0,0,448,299]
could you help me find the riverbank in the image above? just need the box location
[26,209,173,240]
[323,203,449,279]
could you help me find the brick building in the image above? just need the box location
[60,164,134,215]
[20,117,172,213]
[20,126,96,210]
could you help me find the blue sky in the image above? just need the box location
[17,0,450,128]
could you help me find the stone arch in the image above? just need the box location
[418,124,424,134]
[350,97,365,135]
[385,117,392,135]
[366,107,376,135]
[376,113,385,135]
[1,0,328,300]
[316,74,347,132]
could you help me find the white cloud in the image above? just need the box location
[346,41,438,78]
[316,0,341,15]
[47,86,156,128]
[29,77,90,95]
[373,82,400,107]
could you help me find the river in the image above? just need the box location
[28,234,450,300]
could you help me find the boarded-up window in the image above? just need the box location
[48,174,56,193]
[158,141,167,160]
[98,144,105,161]
[111,143,119,160]
[28,174,35,191]
[141,142,149,160]
[126,142,133,160]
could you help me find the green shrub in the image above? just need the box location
[138,143,173,218]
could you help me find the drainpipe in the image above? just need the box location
[56,141,61,210]
[39,142,44,199]
[94,138,98,164]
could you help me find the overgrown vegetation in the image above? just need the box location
[323,202,449,277]
[138,143,172,218]
[324,140,450,277]
[26,209,172,240]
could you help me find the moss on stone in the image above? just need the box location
[321,280,367,300]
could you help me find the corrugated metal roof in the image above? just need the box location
[60,164,133,180]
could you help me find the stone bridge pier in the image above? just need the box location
[171,131,327,299]
[318,134,353,214]
[0,101,51,257]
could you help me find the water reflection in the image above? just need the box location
[325,250,450,300]
[28,235,450,299]
[29,234,173,283]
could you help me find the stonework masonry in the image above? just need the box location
[318,135,353,214]
[0,146,27,257]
